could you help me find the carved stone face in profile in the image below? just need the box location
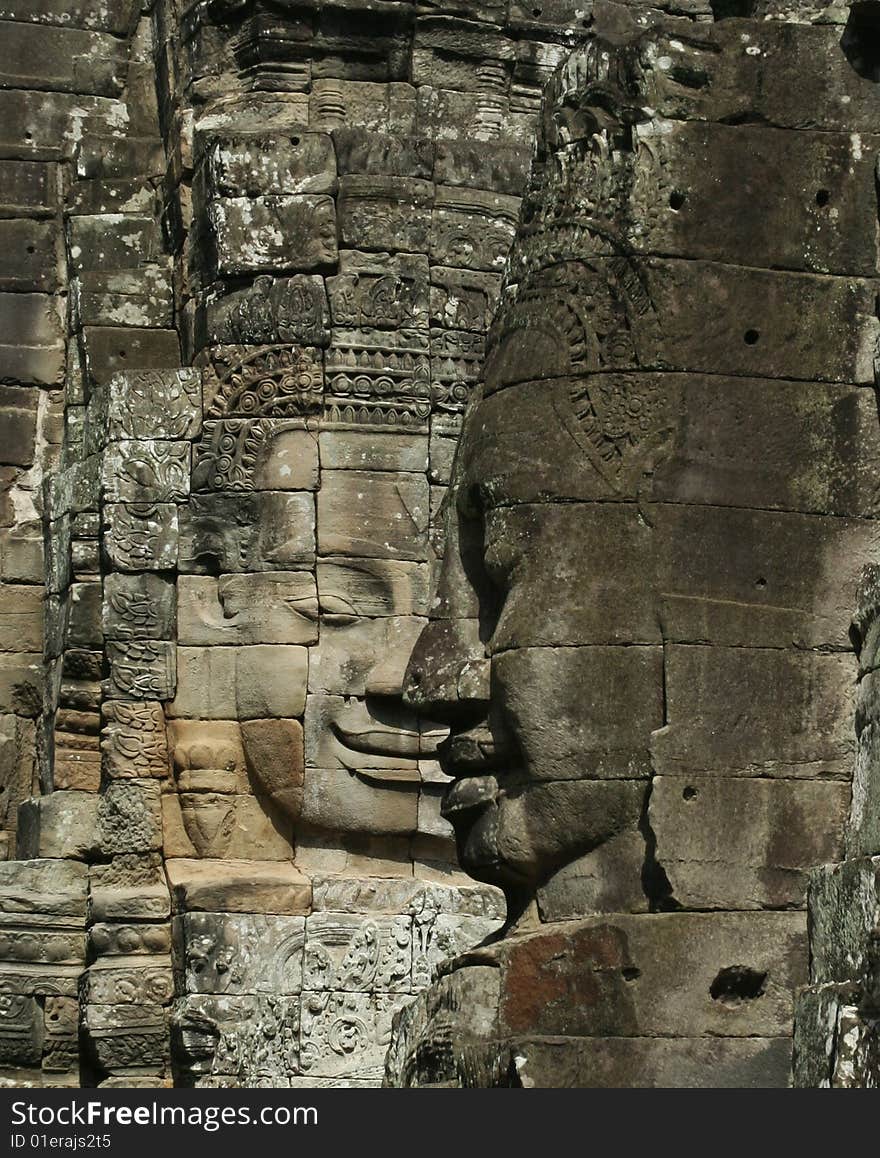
[402,299,668,917]
[401,19,879,928]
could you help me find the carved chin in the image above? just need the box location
[448,798,531,893]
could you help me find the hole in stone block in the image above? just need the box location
[623,967,641,982]
[682,786,698,801]
[842,2,880,82]
[532,6,543,15]
[755,576,767,589]
[290,136,301,146]
[744,329,759,345]
[710,966,768,1004]
[815,189,831,207]
[710,0,757,18]
[26,245,35,254]
[669,190,686,211]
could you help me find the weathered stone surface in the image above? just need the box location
[240,719,304,823]
[103,504,178,572]
[807,858,880,987]
[300,765,419,837]
[303,692,430,778]
[630,122,880,276]
[81,957,174,1007]
[177,573,318,646]
[0,385,38,466]
[0,716,35,837]
[102,440,190,504]
[103,573,175,642]
[177,913,306,996]
[318,430,428,474]
[164,790,293,860]
[101,701,169,780]
[651,777,851,910]
[493,646,663,781]
[654,504,880,650]
[167,719,249,796]
[209,196,338,276]
[106,640,176,702]
[303,913,412,994]
[0,22,125,96]
[0,292,64,385]
[173,993,300,1080]
[89,857,171,923]
[496,913,806,1039]
[97,780,162,856]
[317,558,428,618]
[83,328,181,386]
[17,792,100,859]
[90,923,171,958]
[431,187,519,272]
[82,1003,170,1072]
[317,471,429,560]
[204,133,336,197]
[653,647,856,780]
[300,991,411,1082]
[327,250,429,332]
[0,584,43,652]
[198,276,330,348]
[106,369,202,442]
[168,645,307,720]
[165,860,311,916]
[178,492,315,573]
[0,859,87,917]
[338,176,433,253]
[252,428,319,490]
[308,616,425,697]
[512,1036,793,1089]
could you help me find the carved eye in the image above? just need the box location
[319,594,360,626]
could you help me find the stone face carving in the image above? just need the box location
[387,5,880,1088]
[17,0,873,1093]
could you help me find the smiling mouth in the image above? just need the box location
[330,721,444,760]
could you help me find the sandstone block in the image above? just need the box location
[103,503,178,572]
[317,558,429,618]
[317,470,429,560]
[163,791,293,861]
[177,912,306,996]
[209,195,338,276]
[240,718,304,823]
[653,646,856,780]
[101,701,170,780]
[169,645,308,720]
[17,792,100,859]
[301,765,419,836]
[205,132,336,197]
[177,573,318,646]
[651,777,850,910]
[165,859,311,915]
[178,492,315,573]
[103,573,176,642]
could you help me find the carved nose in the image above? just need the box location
[364,653,406,699]
[402,618,489,720]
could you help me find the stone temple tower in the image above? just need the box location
[0,0,879,1090]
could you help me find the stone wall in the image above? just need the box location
[385,0,880,1087]
[3,0,879,1091]
[0,0,595,1089]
